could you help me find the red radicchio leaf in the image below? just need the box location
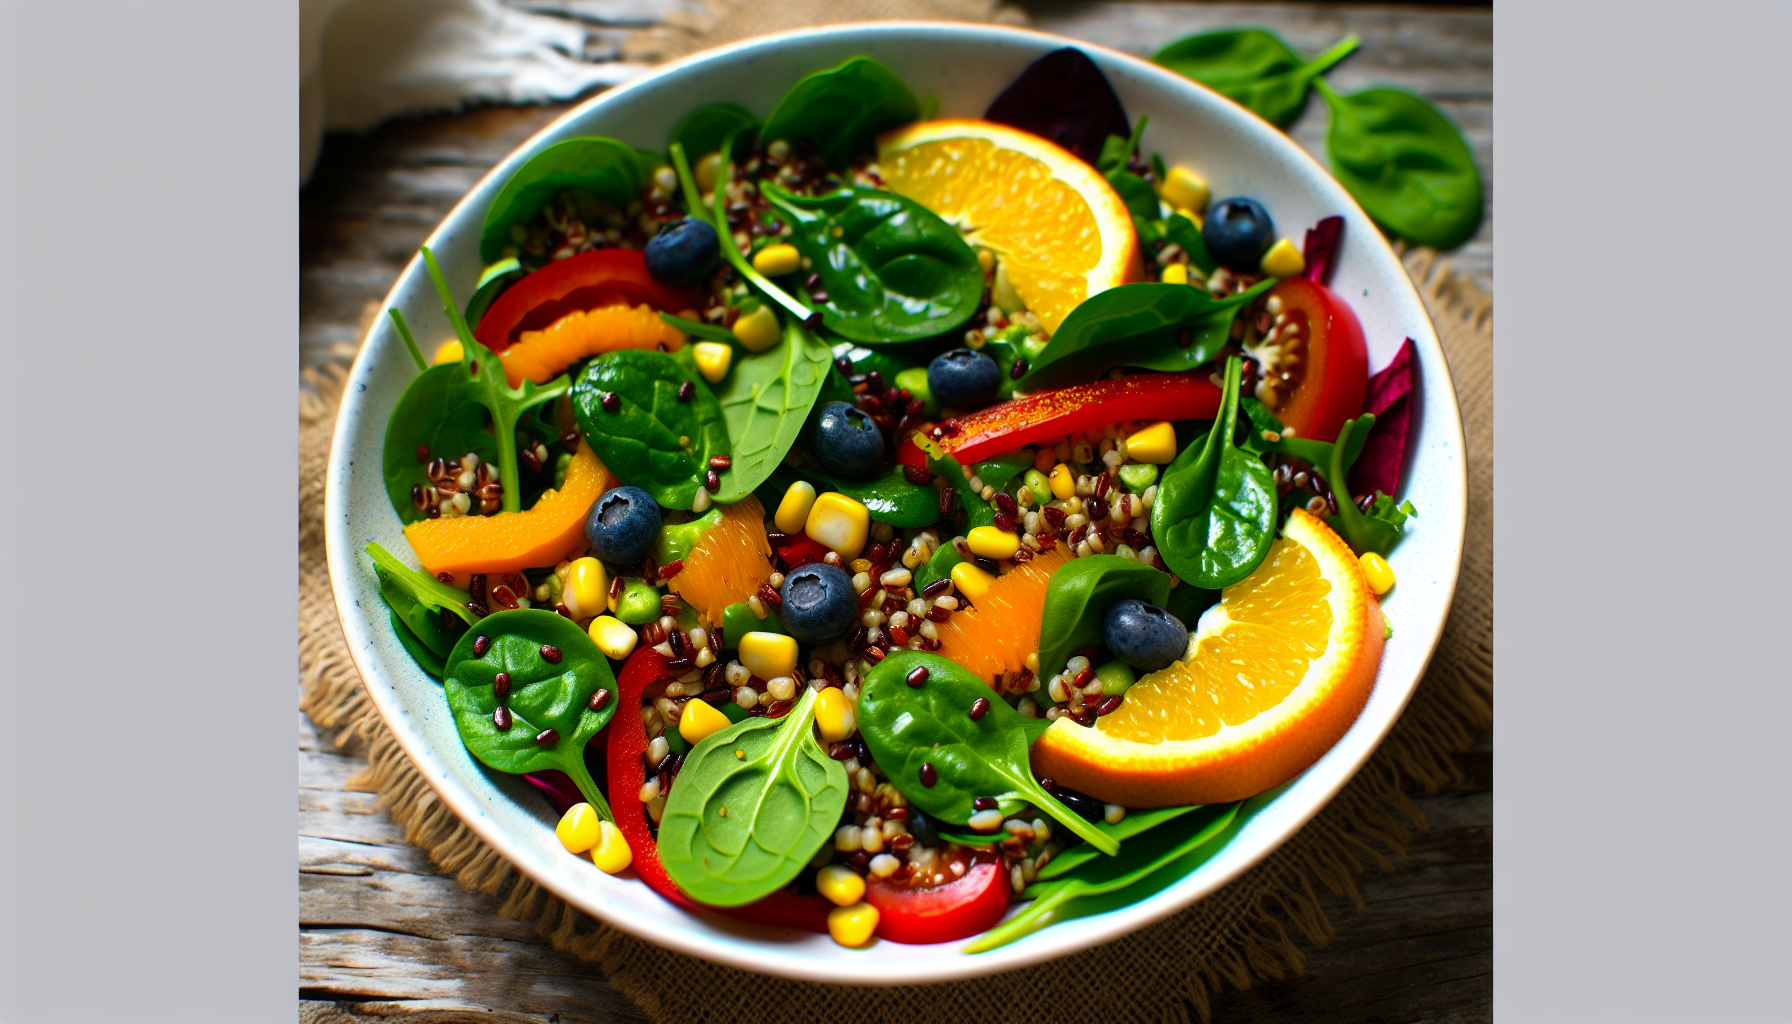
[984,48,1130,165]
[521,770,584,815]
[1303,216,1344,285]
[1348,338,1418,500]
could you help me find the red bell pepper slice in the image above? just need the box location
[772,532,831,570]
[606,648,831,932]
[474,249,703,352]
[895,372,1223,469]
[864,857,1012,944]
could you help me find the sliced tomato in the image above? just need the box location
[607,648,831,932]
[475,249,702,352]
[1259,277,1367,446]
[894,372,1223,469]
[865,857,1012,944]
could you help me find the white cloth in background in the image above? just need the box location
[301,0,649,183]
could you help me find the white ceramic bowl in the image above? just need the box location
[326,22,1466,984]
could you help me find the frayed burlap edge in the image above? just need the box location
[299,250,1490,1024]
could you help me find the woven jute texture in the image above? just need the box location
[299,245,1490,1023]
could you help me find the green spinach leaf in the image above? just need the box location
[1035,555,1173,678]
[479,137,651,262]
[465,257,523,331]
[1161,210,1215,274]
[656,687,849,906]
[389,610,447,679]
[971,452,1032,495]
[1151,357,1277,588]
[758,56,920,170]
[366,541,478,627]
[1019,279,1273,389]
[914,540,963,593]
[1153,30,1358,129]
[1324,416,1404,556]
[381,364,501,525]
[917,437,995,531]
[760,182,983,344]
[857,651,1120,855]
[669,103,760,160]
[1036,804,1211,881]
[570,349,729,511]
[963,801,1241,952]
[441,609,617,818]
[709,316,834,503]
[1315,80,1483,249]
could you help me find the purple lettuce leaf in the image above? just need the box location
[1303,216,1343,285]
[522,770,585,815]
[985,48,1130,165]
[1348,337,1417,500]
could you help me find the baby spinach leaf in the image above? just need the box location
[465,257,523,331]
[1020,279,1274,389]
[479,137,651,262]
[1315,80,1483,249]
[659,310,737,344]
[758,56,920,170]
[761,182,983,344]
[669,103,760,160]
[914,540,963,593]
[389,610,447,679]
[985,48,1130,164]
[1035,555,1173,678]
[1151,357,1277,589]
[365,541,478,626]
[373,560,466,659]
[442,609,617,818]
[858,651,1119,855]
[656,686,849,906]
[1162,211,1216,274]
[381,363,500,525]
[570,349,729,511]
[1324,416,1404,557]
[971,452,1032,495]
[1036,804,1206,880]
[917,436,995,531]
[963,801,1241,952]
[1153,30,1358,129]
[709,317,834,503]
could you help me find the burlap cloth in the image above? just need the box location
[300,6,1489,1016]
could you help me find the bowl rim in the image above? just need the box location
[324,19,1468,984]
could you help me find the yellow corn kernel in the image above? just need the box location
[826,902,880,948]
[752,243,802,277]
[433,339,463,365]
[805,492,869,559]
[562,557,608,619]
[555,802,602,853]
[966,525,1020,561]
[732,304,781,352]
[694,152,722,194]
[951,561,996,602]
[1123,421,1178,465]
[1160,263,1189,286]
[1260,238,1305,279]
[588,615,639,660]
[1359,552,1395,596]
[1173,207,1203,230]
[1048,463,1076,500]
[739,631,798,681]
[816,864,867,907]
[977,249,994,274]
[692,341,733,384]
[814,686,857,743]
[775,480,819,535]
[679,697,733,745]
[1160,165,1209,213]
[590,820,633,875]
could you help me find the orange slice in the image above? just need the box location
[876,119,1142,334]
[668,496,774,626]
[1031,509,1384,806]
[497,302,686,386]
[933,545,1072,685]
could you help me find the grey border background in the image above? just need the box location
[1494,1,1791,1021]
[0,1,296,1021]
[0,1,1788,1021]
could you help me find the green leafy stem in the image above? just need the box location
[667,140,817,328]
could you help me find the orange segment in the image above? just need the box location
[668,496,774,625]
[404,440,615,586]
[934,545,1072,685]
[498,302,685,386]
[877,119,1142,334]
[1031,510,1384,806]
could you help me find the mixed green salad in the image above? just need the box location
[362,37,1465,951]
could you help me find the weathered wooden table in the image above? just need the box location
[301,5,1490,1021]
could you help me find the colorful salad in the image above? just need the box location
[363,47,1425,952]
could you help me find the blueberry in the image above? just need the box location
[927,348,1000,410]
[903,806,945,847]
[1102,599,1188,674]
[1202,197,1275,273]
[645,217,719,287]
[584,485,661,566]
[777,562,858,646]
[809,401,884,478]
